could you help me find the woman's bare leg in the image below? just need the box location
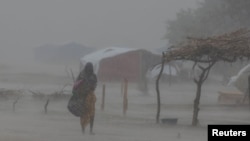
[80,117,85,134]
[90,114,95,135]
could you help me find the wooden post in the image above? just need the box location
[101,84,106,111]
[169,63,172,86]
[248,76,250,106]
[13,97,20,112]
[44,98,50,114]
[123,78,128,116]
[121,80,124,97]
[192,62,215,126]
[155,52,165,123]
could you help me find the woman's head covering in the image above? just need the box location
[84,62,94,75]
[77,62,94,80]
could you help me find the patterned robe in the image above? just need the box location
[80,91,96,128]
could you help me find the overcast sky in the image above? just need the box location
[0,0,199,65]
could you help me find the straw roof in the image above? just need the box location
[163,29,250,63]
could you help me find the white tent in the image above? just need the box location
[228,64,250,93]
[80,47,137,73]
[146,64,178,80]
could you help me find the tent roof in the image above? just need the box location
[80,47,138,73]
[146,64,178,79]
[228,64,250,92]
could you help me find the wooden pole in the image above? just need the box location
[13,97,20,112]
[192,62,215,126]
[155,52,165,123]
[123,78,128,116]
[121,80,124,97]
[101,84,106,111]
[44,98,50,114]
[248,76,250,106]
[169,63,172,86]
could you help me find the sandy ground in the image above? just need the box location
[0,74,250,141]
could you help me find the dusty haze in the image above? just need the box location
[1,1,250,141]
[0,0,198,69]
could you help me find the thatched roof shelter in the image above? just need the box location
[163,29,250,63]
[155,28,250,126]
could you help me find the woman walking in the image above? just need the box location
[68,62,97,135]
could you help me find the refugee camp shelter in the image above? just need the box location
[80,47,161,82]
[146,63,180,82]
[228,64,250,93]
[155,28,250,125]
